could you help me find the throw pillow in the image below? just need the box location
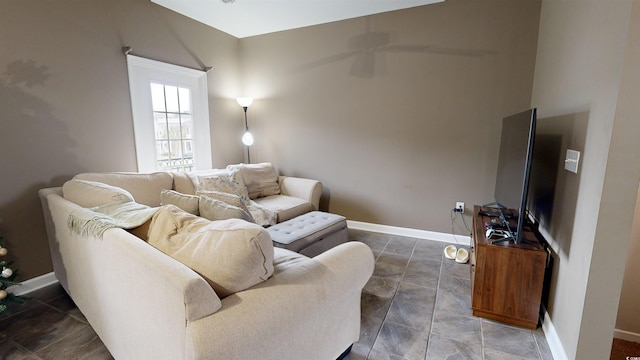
[246,201,278,227]
[62,179,134,208]
[160,189,200,215]
[73,172,173,207]
[147,204,274,298]
[196,190,245,209]
[227,163,281,199]
[196,169,250,205]
[186,168,227,192]
[199,195,255,223]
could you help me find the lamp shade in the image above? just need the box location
[236,97,253,107]
[242,131,254,146]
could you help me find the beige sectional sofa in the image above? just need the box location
[77,163,323,224]
[38,166,374,360]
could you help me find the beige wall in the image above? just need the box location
[532,0,640,359]
[0,0,542,288]
[4,0,639,357]
[615,0,640,340]
[0,0,243,279]
[618,189,640,335]
[239,0,541,232]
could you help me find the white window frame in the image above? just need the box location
[126,55,212,173]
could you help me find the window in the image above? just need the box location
[126,55,211,173]
[151,83,195,171]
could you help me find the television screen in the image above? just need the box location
[492,108,536,245]
[527,133,561,229]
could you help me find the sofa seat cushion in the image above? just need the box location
[147,205,274,298]
[253,195,314,223]
[271,247,310,276]
[74,172,173,207]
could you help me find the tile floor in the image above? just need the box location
[0,284,113,360]
[0,229,554,360]
[346,229,553,360]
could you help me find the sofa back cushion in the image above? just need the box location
[227,163,281,200]
[171,171,196,195]
[198,193,255,223]
[147,205,274,298]
[74,172,173,207]
[196,169,250,205]
[160,190,200,215]
[62,179,134,208]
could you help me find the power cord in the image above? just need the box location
[450,209,472,244]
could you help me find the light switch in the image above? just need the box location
[564,149,580,173]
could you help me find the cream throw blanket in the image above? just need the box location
[68,201,159,238]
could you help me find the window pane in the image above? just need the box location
[156,141,170,160]
[166,113,179,139]
[178,87,192,114]
[183,140,193,158]
[165,85,179,113]
[170,140,183,159]
[150,83,165,112]
[154,113,168,140]
[181,115,193,139]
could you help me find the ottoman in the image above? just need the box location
[266,211,348,257]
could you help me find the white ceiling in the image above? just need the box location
[151,0,444,38]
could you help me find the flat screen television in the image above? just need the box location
[486,108,537,246]
[527,132,561,230]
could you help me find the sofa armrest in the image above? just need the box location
[185,242,374,360]
[40,190,221,360]
[312,241,375,292]
[278,176,322,210]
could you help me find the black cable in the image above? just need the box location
[450,209,472,237]
[459,211,472,234]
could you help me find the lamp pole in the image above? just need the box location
[243,106,250,164]
[236,97,254,164]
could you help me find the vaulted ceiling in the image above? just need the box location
[151,0,444,38]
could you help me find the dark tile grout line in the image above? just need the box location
[480,320,486,360]
[402,238,435,359]
[368,237,419,359]
[426,242,445,360]
[360,233,393,359]
[366,234,454,360]
[1,287,89,360]
[533,328,548,360]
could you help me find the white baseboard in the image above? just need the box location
[347,220,471,246]
[541,306,567,360]
[540,310,639,359]
[614,328,640,343]
[8,272,58,296]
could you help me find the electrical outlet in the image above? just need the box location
[455,202,465,213]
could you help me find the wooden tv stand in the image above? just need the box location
[470,205,548,328]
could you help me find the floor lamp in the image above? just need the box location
[236,97,254,163]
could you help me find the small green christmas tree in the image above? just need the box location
[0,220,27,315]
